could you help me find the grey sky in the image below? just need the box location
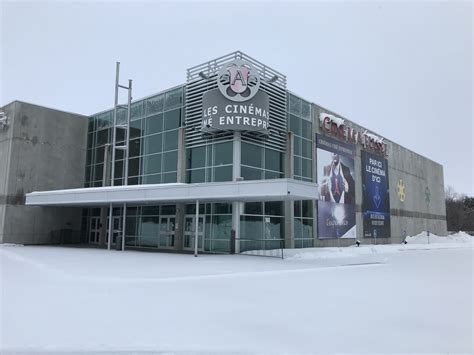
[1,0,472,195]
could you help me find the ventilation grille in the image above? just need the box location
[185,51,287,151]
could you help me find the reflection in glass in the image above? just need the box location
[241,142,262,168]
[163,130,178,151]
[164,109,181,131]
[145,114,163,136]
[165,88,183,110]
[214,142,233,165]
[163,151,177,172]
[144,134,162,155]
[146,94,164,115]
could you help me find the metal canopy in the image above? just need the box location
[25,179,318,207]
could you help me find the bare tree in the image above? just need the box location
[445,186,472,232]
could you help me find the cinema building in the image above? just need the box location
[0,52,447,252]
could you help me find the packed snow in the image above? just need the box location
[0,233,472,353]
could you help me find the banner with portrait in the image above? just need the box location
[361,151,391,238]
[316,134,356,239]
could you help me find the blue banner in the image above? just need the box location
[361,151,391,238]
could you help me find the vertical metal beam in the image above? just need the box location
[124,79,132,187]
[107,62,120,250]
[107,203,113,250]
[111,61,119,187]
[121,79,132,252]
[194,200,199,257]
[122,203,127,251]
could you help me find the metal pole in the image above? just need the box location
[107,203,113,250]
[107,62,120,251]
[194,200,199,257]
[124,79,132,186]
[121,79,132,252]
[122,203,127,251]
[111,61,119,186]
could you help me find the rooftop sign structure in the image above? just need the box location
[185,51,287,152]
[201,59,270,134]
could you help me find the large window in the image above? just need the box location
[85,86,184,188]
[240,201,285,252]
[124,205,177,248]
[294,200,314,248]
[186,142,233,183]
[241,142,284,181]
[185,203,233,253]
[288,93,312,182]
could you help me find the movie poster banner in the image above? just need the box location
[361,151,391,238]
[316,134,356,239]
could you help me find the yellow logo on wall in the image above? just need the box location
[397,179,406,202]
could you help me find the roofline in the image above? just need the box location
[1,100,89,118]
[90,83,187,117]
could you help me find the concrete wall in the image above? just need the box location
[388,142,447,242]
[0,101,88,244]
[311,102,447,247]
[0,102,16,240]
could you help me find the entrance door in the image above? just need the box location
[106,216,122,246]
[159,216,175,248]
[89,216,101,244]
[183,215,204,251]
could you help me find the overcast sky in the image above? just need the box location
[1,0,473,195]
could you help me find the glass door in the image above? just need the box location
[106,216,122,246]
[159,216,175,248]
[89,216,101,244]
[183,215,204,251]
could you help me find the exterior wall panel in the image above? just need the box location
[1,101,88,244]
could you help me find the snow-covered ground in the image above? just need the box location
[1,234,472,353]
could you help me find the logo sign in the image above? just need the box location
[319,113,388,156]
[217,59,260,102]
[202,59,270,134]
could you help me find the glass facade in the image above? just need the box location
[294,200,314,248]
[288,93,315,247]
[83,85,317,253]
[85,87,184,187]
[123,205,177,248]
[186,203,233,253]
[186,142,233,183]
[241,142,284,181]
[288,93,313,182]
[240,201,285,252]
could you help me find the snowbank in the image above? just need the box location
[279,231,472,262]
[405,231,473,244]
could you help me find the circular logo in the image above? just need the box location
[217,59,260,102]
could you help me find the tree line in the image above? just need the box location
[445,186,474,232]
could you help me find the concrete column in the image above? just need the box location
[99,207,107,245]
[284,132,295,248]
[284,132,294,178]
[284,201,295,249]
[232,131,241,180]
[232,132,241,253]
[177,127,186,183]
[174,203,185,251]
[99,144,111,245]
